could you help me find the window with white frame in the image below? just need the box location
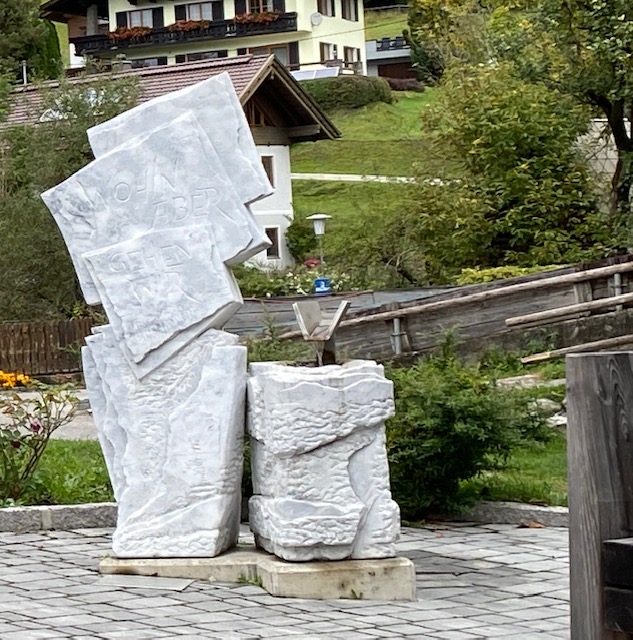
[344,46,361,63]
[317,0,335,17]
[265,227,281,259]
[320,42,337,62]
[250,0,274,12]
[116,7,163,28]
[131,57,168,68]
[185,1,223,20]
[341,0,359,21]
[250,44,289,66]
[128,9,154,27]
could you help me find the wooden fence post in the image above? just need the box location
[567,352,633,640]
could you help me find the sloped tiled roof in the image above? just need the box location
[6,55,339,139]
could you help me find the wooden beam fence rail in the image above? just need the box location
[279,261,633,343]
[506,291,633,328]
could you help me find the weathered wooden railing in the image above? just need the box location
[278,255,633,363]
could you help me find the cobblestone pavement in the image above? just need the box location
[0,522,569,639]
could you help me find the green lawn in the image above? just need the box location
[37,440,113,505]
[291,91,453,178]
[461,432,568,507]
[293,180,414,225]
[364,9,410,41]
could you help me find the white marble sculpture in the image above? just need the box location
[41,73,271,558]
[247,360,401,562]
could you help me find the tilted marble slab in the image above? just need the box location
[84,326,246,558]
[88,72,272,207]
[247,361,401,562]
[41,111,268,307]
[84,225,242,370]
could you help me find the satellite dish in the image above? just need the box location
[310,12,323,26]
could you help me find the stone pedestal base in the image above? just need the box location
[99,548,417,601]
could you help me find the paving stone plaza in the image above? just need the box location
[0,521,570,639]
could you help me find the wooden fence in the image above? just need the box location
[4,254,633,375]
[0,318,94,376]
[279,254,633,363]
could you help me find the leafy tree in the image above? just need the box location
[325,64,607,283]
[408,64,607,281]
[0,0,61,81]
[0,75,139,321]
[408,0,633,243]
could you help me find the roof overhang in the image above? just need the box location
[40,0,109,22]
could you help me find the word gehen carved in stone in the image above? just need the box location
[41,73,271,558]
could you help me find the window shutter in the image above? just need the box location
[235,0,247,14]
[175,54,186,63]
[331,0,335,17]
[174,4,186,20]
[272,0,285,11]
[288,42,299,69]
[152,7,164,27]
[115,11,127,28]
[212,2,224,20]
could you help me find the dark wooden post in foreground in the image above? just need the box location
[567,352,633,639]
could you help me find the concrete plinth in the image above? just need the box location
[99,547,416,601]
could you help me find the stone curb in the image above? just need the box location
[460,501,569,528]
[0,503,117,533]
[0,500,569,533]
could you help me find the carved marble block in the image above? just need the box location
[247,361,401,562]
[83,327,246,558]
[42,76,268,558]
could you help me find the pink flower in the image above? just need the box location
[30,422,41,433]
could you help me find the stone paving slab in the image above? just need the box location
[0,522,570,639]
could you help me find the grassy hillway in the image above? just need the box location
[291,91,458,222]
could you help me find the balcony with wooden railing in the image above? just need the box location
[71,12,298,56]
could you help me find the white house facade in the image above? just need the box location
[41,0,367,75]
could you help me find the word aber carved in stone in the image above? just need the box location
[42,73,271,558]
[247,360,401,562]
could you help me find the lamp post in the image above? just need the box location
[306,213,331,295]
[306,213,331,265]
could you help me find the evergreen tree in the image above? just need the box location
[0,0,61,82]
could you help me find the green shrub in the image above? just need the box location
[301,76,392,111]
[386,350,547,519]
[455,264,562,285]
[285,215,317,261]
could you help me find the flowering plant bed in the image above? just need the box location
[234,11,281,24]
[168,20,211,32]
[0,371,31,389]
[108,26,152,41]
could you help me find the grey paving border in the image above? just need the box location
[460,500,569,528]
[0,502,116,533]
[0,500,569,533]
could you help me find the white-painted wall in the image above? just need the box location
[250,144,294,267]
[105,0,366,72]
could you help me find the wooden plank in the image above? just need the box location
[603,538,633,589]
[522,335,633,364]
[506,292,633,328]
[567,352,633,640]
[605,587,633,634]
